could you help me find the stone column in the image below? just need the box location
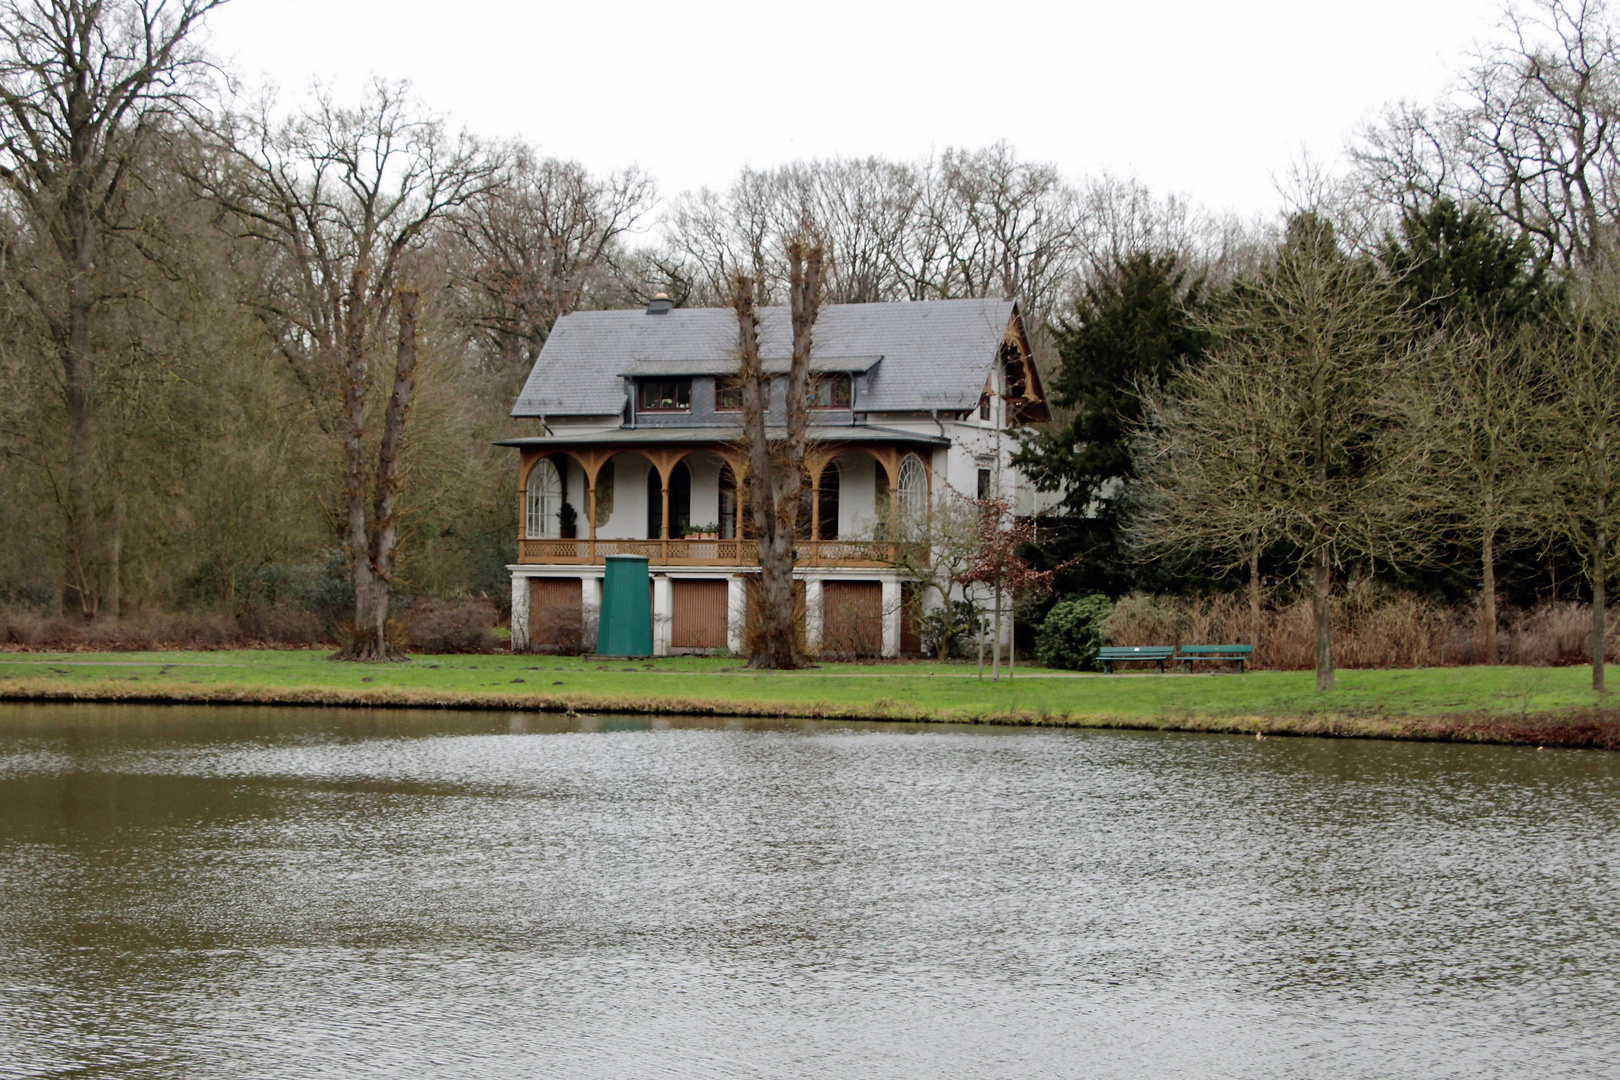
[509,571,530,652]
[581,573,603,653]
[727,576,747,654]
[652,574,673,656]
[804,577,824,654]
[881,577,903,658]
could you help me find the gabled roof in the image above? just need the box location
[512,297,1020,417]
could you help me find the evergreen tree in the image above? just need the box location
[1016,253,1207,515]
[1379,198,1554,329]
[1012,252,1206,598]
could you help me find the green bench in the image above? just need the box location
[1178,644,1254,673]
[1098,646,1175,673]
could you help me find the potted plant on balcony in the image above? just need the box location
[557,501,578,539]
[684,523,720,540]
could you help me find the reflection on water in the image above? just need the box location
[1,703,1617,1079]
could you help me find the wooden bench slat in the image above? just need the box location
[1097,645,1174,673]
[1176,644,1253,673]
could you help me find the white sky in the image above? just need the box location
[203,0,1507,222]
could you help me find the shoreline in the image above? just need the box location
[3,677,1616,750]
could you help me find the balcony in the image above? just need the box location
[517,537,927,568]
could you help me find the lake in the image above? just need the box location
[1,703,1616,1079]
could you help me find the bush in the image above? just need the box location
[1035,594,1114,671]
[920,598,983,659]
[403,599,497,654]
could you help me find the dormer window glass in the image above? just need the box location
[715,376,743,411]
[810,373,852,409]
[639,378,691,412]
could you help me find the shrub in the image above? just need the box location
[920,598,983,659]
[403,599,497,654]
[1035,594,1114,670]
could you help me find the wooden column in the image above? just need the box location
[718,452,749,544]
[517,450,533,548]
[870,448,900,540]
[804,448,838,564]
[643,448,689,561]
[661,480,671,554]
[587,476,598,557]
[568,449,614,561]
[809,467,821,563]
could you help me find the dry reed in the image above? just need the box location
[1105,584,1617,670]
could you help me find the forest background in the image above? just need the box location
[5,0,1620,676]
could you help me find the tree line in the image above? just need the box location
[6,0,1620,683]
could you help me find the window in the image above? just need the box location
[718,464,738,539]
[897,454,928,523]
[796,463,840,540]
[592,460,614,527]
[526,457,562,539]
[810,373,852,408]
[715,376,743,411]
[638,378,691,411]
[979,394,991,421]
[646,461,691,539]
[977,467,992,501]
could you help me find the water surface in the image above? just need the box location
[1,704,1616,1079]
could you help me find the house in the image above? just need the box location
[498,294,1051,656]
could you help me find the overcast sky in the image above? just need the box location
[203,0,1507,221]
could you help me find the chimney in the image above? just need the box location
[647,292,673,315]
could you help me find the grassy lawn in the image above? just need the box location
[0,649,1616,747]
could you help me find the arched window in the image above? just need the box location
[896,453,928,525]
[526,457,562,539]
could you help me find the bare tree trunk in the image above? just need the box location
[1310,355,1333,692]
[105,487,124,619]
[336,266,381,658]
[1247,532,1262,631]
[61,290,98,616]
[1313,542,1335,692]
[977,602,985,680]
[733,244,823,670]
[369,289,418,655]
[1595,519,1608,695]
[1009,598,1016,680]
[333,276,418,662]
[733,278,788,668]
[991,582,1002,681]
[1481,517,1497,665]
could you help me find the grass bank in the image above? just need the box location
[1,650,1616,749]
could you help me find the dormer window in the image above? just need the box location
[638,378,691,412]
[810,373,852,409]
[715,376,743,411]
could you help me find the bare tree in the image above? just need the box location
[0,0,225,613]
[203,81,500,660]
[1409,327,1545,661]
[448,151,652,384]
[656,146,1088,330]
[1128,214,1421,691]
[1539,279,1620,691]
[1356,0,1620,268]
[732,240,824,669]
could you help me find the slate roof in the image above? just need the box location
[512,297,1017,417]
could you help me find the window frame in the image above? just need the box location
[637,378,692,412]
[525,457,563,539]
[809,373,853,409]
[714,376,743,411]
